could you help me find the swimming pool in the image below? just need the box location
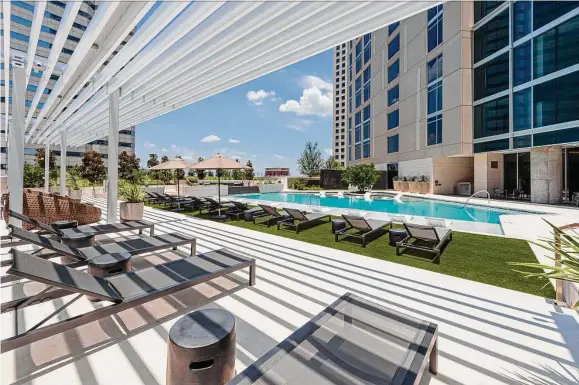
[237,193,531,224]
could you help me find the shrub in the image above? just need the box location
[342,164,380,192]
[118,180,145,203]
[23,164,44,188]
[292,178,305,190]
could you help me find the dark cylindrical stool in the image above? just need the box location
[51,220,78,231]
[331,219,347,234]
[87,252,132,301]
[389,228,407,246]
[60,232,96,264]
[167,309,236,385]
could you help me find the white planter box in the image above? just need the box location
[258,184,284,193]
[119,202,144,221]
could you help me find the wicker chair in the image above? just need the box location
[3,191,101,230]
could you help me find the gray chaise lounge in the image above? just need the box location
[1,248,256,352]
[277,207,331,233]
[227,201,264,221]
[253,204,290,227]
[396,223,452,261]
[335,214,392,247]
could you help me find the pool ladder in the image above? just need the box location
[462,190,490,208]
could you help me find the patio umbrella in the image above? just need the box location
[150,157,189,211]
[189,154,249,219]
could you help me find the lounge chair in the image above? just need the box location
[396,223,452,261]
[145,192,160,204]
[253,204,290,227]
[335,215,392,247]
[1,225,196,268]
[204,197,235,214]
[277,207,331,233]
[8,210,155,238]
[1,248,256,352]
[227,201,263,221]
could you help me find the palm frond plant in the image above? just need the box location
[509,221,579,309]
[118,180,145,203]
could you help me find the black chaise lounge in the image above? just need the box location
[335,215,392,247]
[1,248,256,353]
[396,223,453,261]
[9,210,155,238]
[1,225,196,268]
[253,204,290,227]
[277,208,331,233]
[227,201,264,221]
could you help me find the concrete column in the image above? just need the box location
[7,61,26,227]
[44,143,50,192]
[530,146,562,204]
[60,131,67,196]
[107,88,120,223]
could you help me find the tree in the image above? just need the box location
[80,150,106,188]
[342,164,380,192]
[158,155,173,185]
[196,157,206,180]
[118,151,140,181]
[35,148,58,185]
[23,163,44,188]
[297,141,323,177]
[244,160,254,181]
[147,153,160,184]
[323,156,343,170]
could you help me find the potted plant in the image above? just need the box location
[399,176,409,192]
[392,176,400,191]
[408,176,420,193]
[119,181,146,221]
[418,175,430,194]
[67,166,85,201]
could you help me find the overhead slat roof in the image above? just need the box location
[3,1,438,146]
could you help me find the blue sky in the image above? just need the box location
[135,49,334,176]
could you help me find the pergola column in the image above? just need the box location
[60,131,67,196]
[107,88,120,223]
[7,61,26,227]
[44,143,50,192]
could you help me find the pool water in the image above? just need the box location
[238,193,530,224]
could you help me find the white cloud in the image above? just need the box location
[228,138,240,143]
[143,141,156,149]
[161,148,168,152]
[171,144,177,149]
[286,119,313,132]
[324,148,333,156]
[274,154,287,160]
[247,90,276,105]
[200,135,221,143]
[286,124,305,132]
[279,76,333,117]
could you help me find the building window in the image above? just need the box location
[427,81,443,115]
[513,135,532,149]
[24,148,37,155]
[533,127,579,146]
[427,4,443,52]
[387,85,399,106]
[388,135,399,153]
[363,66,371,102]
[474,8,509,63]
[363,105,371,158]
[363,33,372,64]
[513,41,532,86]
[474,52,509,100]
[534,70,579,128]
[474,0,505,24]
[348,117,352,161]
[349,53,353,80]
[513,88,532,131]
[427,54,443,84]
[348,84,352,113]
[355,40,362,74]
[473,138,509,153]
[388,59,400,82]
[388,21,400,35]
[513,1,532,41]
[533,15,579,79]
[388,109,399,130]
[355,111,362,160]
[355,76,362,108]
[388,34,400,59]
[427,115,443,145]
[534,1,579,31]
[474,95,509,138]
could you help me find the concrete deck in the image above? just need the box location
[1,198,579,385]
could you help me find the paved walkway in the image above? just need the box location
[1,198,578,385]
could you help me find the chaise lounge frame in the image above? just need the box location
[277,208,331,233]
[335,214,392,247]
[396,223,453,261]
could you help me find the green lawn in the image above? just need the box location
[147,203,555,298]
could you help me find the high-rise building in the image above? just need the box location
[0,1,136,175]
[339,1,579,203]
[332,43,348,166]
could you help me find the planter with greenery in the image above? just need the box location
[399,176,409,192]
[67,166,86,200]
[342,164,380,193]
[392,176,400,191]
[119,181,146,221]
[418,175,430,194]
[408,176,420,193]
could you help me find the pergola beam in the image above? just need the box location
[2,0,11,134]
[24,0,47,85]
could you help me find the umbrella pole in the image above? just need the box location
[177,173,180,210]
[217,170,221,216]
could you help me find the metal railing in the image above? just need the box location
[462,190,490,208]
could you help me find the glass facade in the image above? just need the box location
[355,111,362,160]
[388,35,400,59]
[513,88,532,131]
[363,105,371,158]
[474,8,509,62]
[513,41,532,86]
[363,66,371,102]
[355,41,362,74]
[388,60,400,82]
[355,75,362,108]
[427,4,443,52]
[474,95,509,139]
[388,22,400,35]
[363,33,372,64]
[427,115,443,146]
[534,70,579,128]
[474,52,509,100]
[388,110,399,130]
[387,85,399,106]
[474,0,505,24]
[533,15,579,79]
[388,135,399,153]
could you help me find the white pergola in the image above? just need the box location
[3,1,437,224]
